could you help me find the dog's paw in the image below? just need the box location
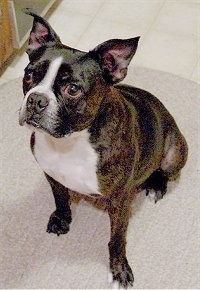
[146,189,166,203]
[109,259,134,289]
[108,272,123,290]
[145,169,168,203]
[47,211,72,236]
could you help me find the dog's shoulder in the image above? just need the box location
[115,83,170,118]
[115,83,158,104]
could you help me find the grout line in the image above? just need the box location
[75,0,167,50]
[138,0,167,45]
[189,12,200,83]
[74,0,107,48]
[189,58,199,83]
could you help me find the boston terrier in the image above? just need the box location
[19,8,188,289]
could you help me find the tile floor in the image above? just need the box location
[0,0,199,86]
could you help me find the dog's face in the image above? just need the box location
[19,9,140,138]
[20,45,103,138]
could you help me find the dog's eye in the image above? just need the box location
[24,70,34,83]
[63,84,82,98]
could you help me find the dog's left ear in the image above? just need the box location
[91,37,140,83]
[24,8,61,56]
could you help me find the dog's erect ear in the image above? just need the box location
[91,37,140,83]
[24,8,61,55]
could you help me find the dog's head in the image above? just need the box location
[19,9,140,138]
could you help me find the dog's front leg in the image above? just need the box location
[108,193,134,288]
[45,174,72,236]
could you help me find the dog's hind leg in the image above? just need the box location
[161,131,188,181]
[145,130,188,203]
[45,174,72,236]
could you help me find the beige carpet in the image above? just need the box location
[0,67,199,289]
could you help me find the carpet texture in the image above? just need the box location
[0,67,199,289]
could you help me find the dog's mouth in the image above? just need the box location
[25,118,54,136]
[26,119,41,128]
[19,113,40,128]
[19,111,72,138]
[24,117,66,138]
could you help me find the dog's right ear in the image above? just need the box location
[90,37,140,84]
[24,8,61,56]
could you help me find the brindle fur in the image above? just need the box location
[22,9,188,288]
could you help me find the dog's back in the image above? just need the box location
[116,84,188,188]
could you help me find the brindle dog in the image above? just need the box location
[19,9,188,288]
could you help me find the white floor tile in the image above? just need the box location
[47,8,95,47]
[76,18,143,52]
[1,53,28,81]
[96,0,165,30]
[56,0,105,16]
[133,30,198,79]
[152,0,199,38]
[190,60,200,84]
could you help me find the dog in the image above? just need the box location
[19,8,188,288]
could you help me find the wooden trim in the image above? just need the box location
[0,0,14,67]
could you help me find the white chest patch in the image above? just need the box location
[34,129,101,195]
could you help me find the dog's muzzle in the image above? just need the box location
[19,93,49,126]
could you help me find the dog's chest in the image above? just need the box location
[34,130,100,195]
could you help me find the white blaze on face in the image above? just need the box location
[40,56,63,89]
[19,56,63,123]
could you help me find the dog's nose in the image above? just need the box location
[26,93,49,113]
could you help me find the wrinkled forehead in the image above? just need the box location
[42,46,85,63]
[27,46,99,90]
[29,46,85,72]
